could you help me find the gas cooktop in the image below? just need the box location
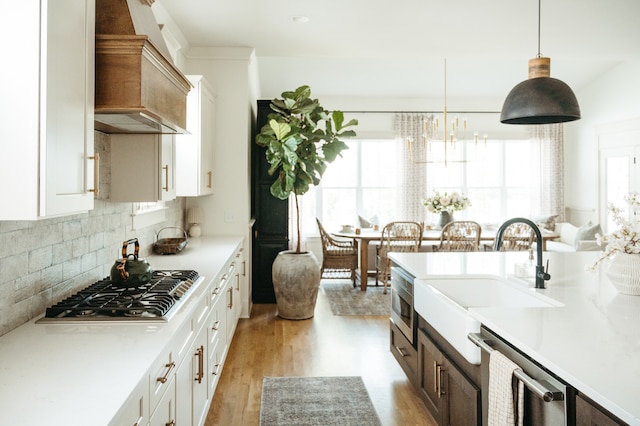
[37,270,201,323]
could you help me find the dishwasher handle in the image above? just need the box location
[468,333,564,402]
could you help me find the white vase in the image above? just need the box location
[606,253,640,295]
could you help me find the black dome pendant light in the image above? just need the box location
[500,0,581,124]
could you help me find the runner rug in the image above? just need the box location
[321,280,390,316]
[259,376,382,426]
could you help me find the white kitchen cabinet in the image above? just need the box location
[208,294,227,397]
[108,378,148,426]
[176,324,209,426]
[111,134,176,202]
[176,75,216,197]
[0,1,96,220]
[148,375,177,426]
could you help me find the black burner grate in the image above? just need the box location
[44,270,199,319]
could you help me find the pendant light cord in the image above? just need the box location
[536,0,542,58]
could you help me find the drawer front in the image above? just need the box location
[149,349,179,413]
[390,319,418,385]
[149,375,176,426]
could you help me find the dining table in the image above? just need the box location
[332,227,559,290]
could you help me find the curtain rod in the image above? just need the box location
[340,110,501,114]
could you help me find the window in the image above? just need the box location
[300,139,396,233]
[426,139,540,224]
[302,137,539,233]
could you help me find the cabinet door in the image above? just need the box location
[108,377,148,426]
[418,329,445,422]
[576,393,626,426]
[111,134,176,202]
[176,326,209,426]
[441,355,480,426]
[0,0,95,220]
[43,0,96,216]
[418,329,480,426]
[176,75,216,197]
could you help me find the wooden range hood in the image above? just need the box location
[95,0,192,134]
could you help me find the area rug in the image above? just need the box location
[259,376,382,426]
[321,280,390,316]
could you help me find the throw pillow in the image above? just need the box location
[530,214,559,231]
[574,222,602,250]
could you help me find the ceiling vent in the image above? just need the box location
[94,0,192,134]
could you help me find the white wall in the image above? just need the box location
[565,60,640,223]
[181,47,254,238]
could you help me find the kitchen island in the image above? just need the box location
[0,236,244,426]
[388,250,639,425]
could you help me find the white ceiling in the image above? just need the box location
[156,0,640,107]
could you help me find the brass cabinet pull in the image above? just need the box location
[228,287,233,309]
[165,421,176,426]
[207,171,212,188]
[156,361,175,384]
[88,153,99,196]
[394,345,408,357]
[194,345,204,384]
[163,164,169,192]
[433,361,438,394]
[437,364,446,398]
[212,286,221,296]
[212,363,221,376]
[212,320,221,331]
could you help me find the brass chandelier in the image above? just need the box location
[408,59,487,165]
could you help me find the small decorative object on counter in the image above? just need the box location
[590,193,640,295]
[153,227,188,255]
[186,206,203,238]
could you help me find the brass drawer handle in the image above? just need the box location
[156,361,175,384]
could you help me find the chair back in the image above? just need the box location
[379,221,423,256]
[494,221,535,251]
[439,221,482,252]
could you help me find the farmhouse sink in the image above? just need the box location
[414,275,563,365]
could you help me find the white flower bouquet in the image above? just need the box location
[423,190,471,214]
[589,193,640,272]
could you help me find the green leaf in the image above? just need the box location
[269,120,291,141]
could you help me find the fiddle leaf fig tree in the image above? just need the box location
[256,85,358,253]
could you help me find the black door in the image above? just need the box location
[251,100,289,303]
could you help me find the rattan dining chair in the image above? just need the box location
[376,221,423,294]
[316,218,359,287]
[493,221,535,251]
[436,220,482,252]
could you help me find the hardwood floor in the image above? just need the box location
[205,281,436,426]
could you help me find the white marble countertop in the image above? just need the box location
[0,236,243,426]
[389,251,640,425]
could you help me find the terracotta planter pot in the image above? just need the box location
[272,251,321,319]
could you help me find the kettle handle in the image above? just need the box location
[121,238,140,260]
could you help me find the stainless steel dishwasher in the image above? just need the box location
[469,326,576,425]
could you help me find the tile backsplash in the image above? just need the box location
[0,132,186,336]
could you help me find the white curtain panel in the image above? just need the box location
[531,124,565,222]
[394,113,430,222]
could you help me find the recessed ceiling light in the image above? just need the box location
[292,15,309,24]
